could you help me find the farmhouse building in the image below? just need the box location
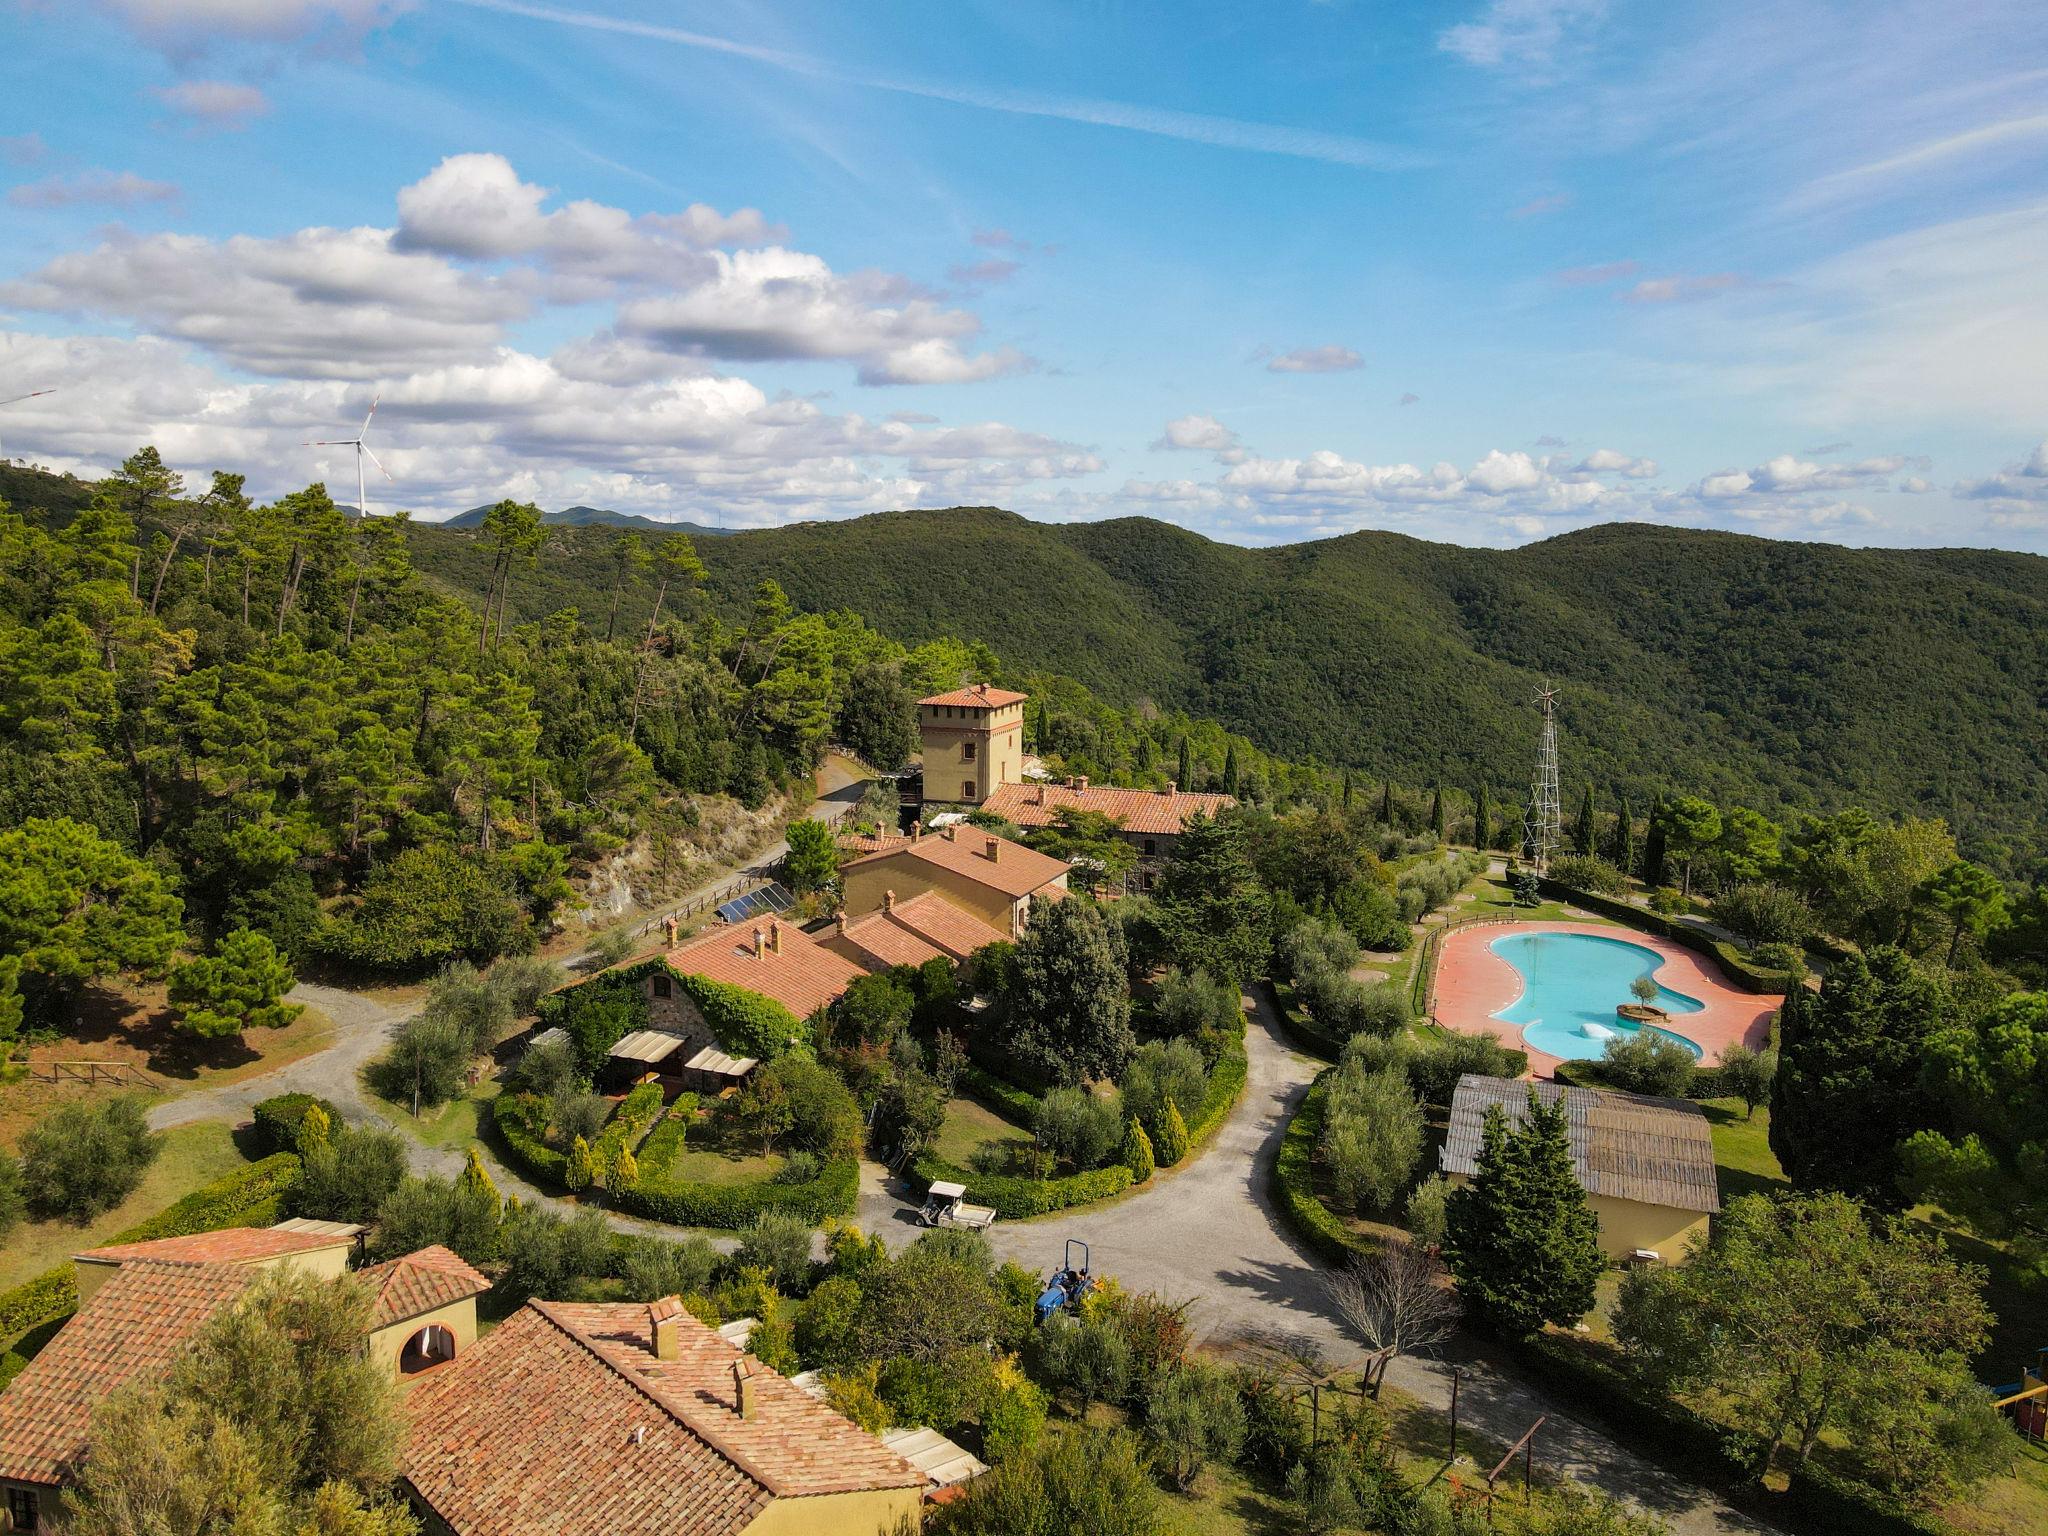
[1439,1075,1720,1261]
[916,683,1025,805]
[981,776,1235,886]
[841,825,1068,939]
[399,1296,927,1536]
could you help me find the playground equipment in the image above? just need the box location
[917,1180,996,1231]
[1034,1239,1096,1326]
[1992,1348,2048,1444]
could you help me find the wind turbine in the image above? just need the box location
[0,389,53,463]
[305,394,391,516]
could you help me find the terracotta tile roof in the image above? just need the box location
[0,1259,255,1486]
[837,830,911,856]
[75,1225,354,1268]
[663,919,870,1020]
[917,684,1027,708]
[982,780,1235,837]
[844,827,1069,900]
[1441,1075,1721,1214]
[357,1245,491,1330]
[401,1300,923,1536]
[826,891,1008,969]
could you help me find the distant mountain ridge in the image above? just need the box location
[434,503,732,535]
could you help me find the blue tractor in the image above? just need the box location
[1034,1239,1096,1326]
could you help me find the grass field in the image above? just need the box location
[368,1077,501,1150]
[934,1095,1033,1169]
[0,1119,249,1291]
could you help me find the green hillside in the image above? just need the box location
[398,506,2048,868]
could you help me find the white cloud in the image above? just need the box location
[1796,110,2048,206]
[86,0,414,50]
[1438,0,1607,69]
[1466,449,1544,494]
[151,80,270,128]
[1265,344,1363,374]
[1575,447,1656,477]
[1624,272,1745,304]
[1953,440,2048,526]
[1688,451,1920,502]
[1151,414,1244,463]
[8,170,181,209]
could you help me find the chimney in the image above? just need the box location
[650,1296,685,1361]
[1066,775,1076,789]
[1077,776,1089,792]
[1166,780,1177,797]
[733,1357,761,1421]
[884,889,896,914]
[986,837,1000,862]
[1033,784,1045,806]
[912,822,923,842]
[943,824,958,841]
[974,680,988,698]
[767,919,781,954]
[834,911,848,937]
[751,925,764,958]
[661,914,678,946]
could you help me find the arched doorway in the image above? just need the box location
[400,1323,456,1374]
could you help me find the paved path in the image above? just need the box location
[860,990,1772,1536]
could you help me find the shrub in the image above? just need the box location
[1152,1101,1190,1165]
[291,1122,407,1225]
[926,1424,1162,1536]
[1405,1174,1451,1248]
[1748,942,1808,979]
[1120,1118,1155,1182]
[373,1173,501,1264]
[0,1153,19,1244]
[1120,1038,1206,1144]
[1033,1087,1121,1172]
[1550,854,1627,896]
[1321,1065,1424,1214]
[20,1096,161,1220]
[1648,887,1689,915]
[718,1055,862,1159]
[368,1011,471,1112]
[980,1355,1049,1464]
[251,1093,342,1156]
[907,1149,1132,1221]
[496,1200,611,1299]
[616,1233,720,1302]
[1146,1360,1246,1491]
[1405,1030,1526,1108]
[319,844,527,971]
[1716,884,1815,945]
[732,1210,816,1295]
[615,1156,860,1228]
[1153,966,1241,1041]
[1600,1029,1696,1099]
[1356,981,1408,1038]
[616,1080,665,1135]
[1276,915,1359,985]
[795,1275,863,1370]
[1037,1313,1131,1410]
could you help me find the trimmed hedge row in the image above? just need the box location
[1169,1020,1248,1166]
[0,1151,303,1369]
[613,1156,859,1227]
[908,1148,1133,1220]
[1265,980,1344,1059]
[252,1092,342,1155]
[956,1062,1041,1126]
[1266,1070,1372,1264]
[492,1092,568,1181]
[1532,880,1797,994]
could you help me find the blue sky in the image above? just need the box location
[2,0,2046,548]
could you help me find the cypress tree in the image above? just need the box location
[1155,1100,1191,1165]
[1341,768,1354,811]
[1176,736,1192,789]
[1573,783,1595,855]
[1444,1091,1603,1337]
[1473,785,1491,851]
[1607,790,1633,871]
[1122,1117,1155,1182]
[1642,796,1669,887]
[1430,782,1446,843]
[1221,743,1240,798]
[566,1135,594,1191]
[1377,779,1395,826]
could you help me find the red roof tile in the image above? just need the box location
[357,1245,491,1329]
[0,1259,255,1486]
[75,1225,354,1268]
[844,827,1069,900]
[829,891,1010,971]
[401,1300,922,1536]
[917,684,1027,708]
[982,780,1235,837]
[663,920,870,1020]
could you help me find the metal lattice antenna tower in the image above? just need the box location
[1524,685,1563,873]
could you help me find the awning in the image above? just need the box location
[608,1029,689,1064]
[683,1046,759,1079]
[881,1427,989,1488]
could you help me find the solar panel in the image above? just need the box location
[715,882,794,924]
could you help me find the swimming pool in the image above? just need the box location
[1488,931,1706,1062]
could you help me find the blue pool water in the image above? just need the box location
[1489,931,1706,1062]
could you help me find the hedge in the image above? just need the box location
[615,1080,666,1136]
[957,1062,1041,1126]
[1532,879,1799,994]
[613,1156,858,1227]
[1166,1018,1247,1166]
[1266,1071,1373,1264]
[0,1151,303,1378]
[907,1148,1133,1220]
[1551,1057,1736,1102]
[252,1092,342,1155]
[1265,980,1344,1059]
[491,1092,568,1182]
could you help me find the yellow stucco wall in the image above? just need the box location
[918,699,1022,804]
[1442,1173,1709,1261]
[843,858,1024,937]
[73,1239,354,1307]
[367,1296,481,1380]
[741,1485,925,1536]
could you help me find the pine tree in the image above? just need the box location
[1574,783,1595,855]
[1377,780,1394,826]
[1642,796,1669,887]
[1122,1117,1155,1182]
[1607,790,1634,872]
[1444,1092,1603,1337]
[1473,785,1491,851]
[1155,1100,1191,1165]
[1221,743,1240,798]
[1176,736,1192,790]
[1430,782,1446,843]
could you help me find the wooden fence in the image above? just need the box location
[27,1060,162,1091]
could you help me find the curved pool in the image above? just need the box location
[1489,931,1706,1063]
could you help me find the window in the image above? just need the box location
[8,1488,38,1532]
[400,1324,457,1375]
[962,740,977,762]
[963,780,976,800]
[651,973,672,999]
[1143,838,1157,856]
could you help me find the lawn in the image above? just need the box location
[0,1119,250,1291]
[934,1095,1033,1169]
[656,1116,787,1185]
[369,1077,502,1150]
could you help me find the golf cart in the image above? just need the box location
[918,1179,997,1231]
[1034,1239,1096,1326]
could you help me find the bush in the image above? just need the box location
[1748,942,1808,979]
[488,954,566,1018]
[1120,1038,1206,1146]
[1033,1087,1122,1172]
[616,1233,720,1302]
[1121,1117,1155,1182]
[733,1210,816,1294]
[980,1355,1049,1464]
[20,1096,161,1220]
[927,1423,1163,1536]
[615,1156,860,1228]
[615,1079,665,1135]
[1146,1360,1246,1491]
[1321,1064,1424,1214]
[1276,917,1358,985]
[1404,1030,1526,1108]
[510,1034,580,1100]
[319,844,527,971]
[908,1148,1132,1221]
[1038,1313,1132,1410]
[795,1275,863,1370]
[291,1122,408,1226]
[1716,884,1815,946]
[1600,1029,1697,1099]
[1549,854,1628,896]
[1406,1174,1451,1248]
[0,1153,18,1244]
[491,1092,568,1182]
[373,1173,501,1264]
[496,1200,611,1299]
[1269,1072,1370,1263]
[1648,887,1690,915]
[718,1055,862,1159]
[251,1093,342,1156]
[1153,966,1241,1041]
[368,1011,472,1112]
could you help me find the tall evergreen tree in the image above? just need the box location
[1220,743,1240,798]
[1771,946,1944,1207]
[1340,768,1354,811]
[1377,779,1394,826]
[1642,795,1669,886]
[1573,783,1596,855]
[1472,784,1491,851]
[1154,813,1272,988]
[1607,790,1634,872]
[1176,735,1192,790]
[1429,781,1446,843]
[1444,1091,1603,1337]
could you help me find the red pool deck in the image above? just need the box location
[1431,919,1780,1079]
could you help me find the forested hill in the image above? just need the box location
[396,504,2048,867]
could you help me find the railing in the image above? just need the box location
[28,1060,163,1090]
[1411,911,1525,1022]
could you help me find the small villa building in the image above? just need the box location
[981,776,1235,887]
[399,1296,928,1536]
[1439,1074,1721,1262]
[841,825,1068,939]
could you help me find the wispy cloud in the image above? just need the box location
[1624,272,1745,304]
[1796,110,2048,204]
[1508,192,1572,218]
[1554,259,1638,286]
[9,170,180,209]
[1265,343,1364,374]
[449,0,1428,171]
[152,80,271,130]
